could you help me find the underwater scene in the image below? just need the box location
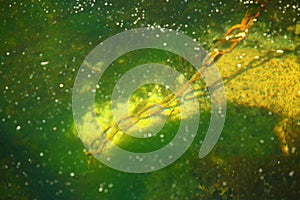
[1,0,300,199]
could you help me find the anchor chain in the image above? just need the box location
[88,0,271,154]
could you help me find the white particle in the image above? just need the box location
[133,17,140,25]
[40,61,49,65]
[16,125,21,131]
[70,172,75,177]
[276,49,284,54]
[291,147,296,154]
[40,152,44,157]
[59,83,64,88]
[289,170,295,177]
[259,139,264,144]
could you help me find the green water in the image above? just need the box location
[1,0,299,199]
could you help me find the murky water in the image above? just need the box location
[1,0,300,199]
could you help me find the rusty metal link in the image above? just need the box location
[202,0,270,67]
[88,0,271,154]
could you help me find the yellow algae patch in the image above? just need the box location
[287,24,300,35]
[217,48,300,155]
[218,50,299,118]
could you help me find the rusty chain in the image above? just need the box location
[202,0,270,67]
[88,0,271,154]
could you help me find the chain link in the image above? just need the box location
[202,0,270,67]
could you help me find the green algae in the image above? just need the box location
[1,0,299,199]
